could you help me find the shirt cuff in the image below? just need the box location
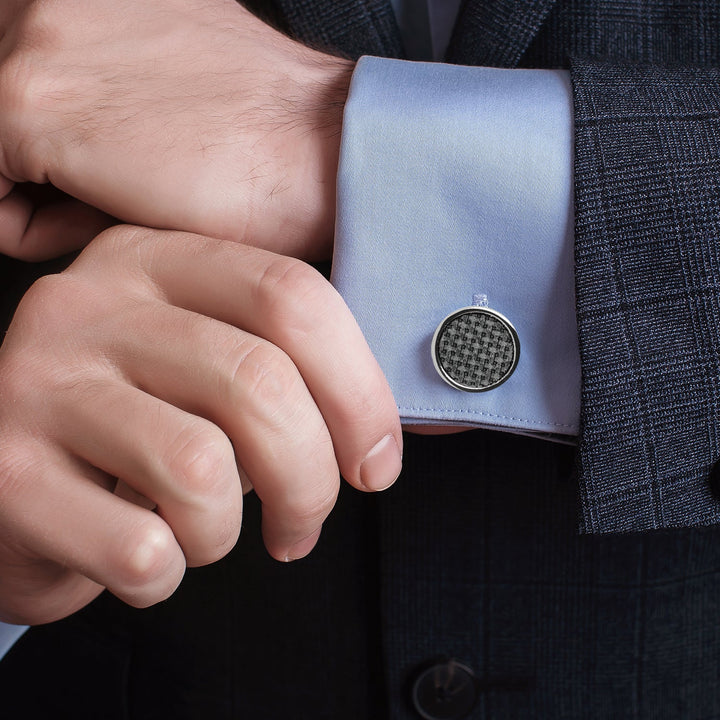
[331,56,580,439]
[0,622,28,661]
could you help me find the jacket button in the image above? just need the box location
[410,659,478,719]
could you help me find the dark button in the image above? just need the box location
[411,659,478,720]
[710,458,720,500]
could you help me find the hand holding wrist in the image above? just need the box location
[0,0,353,261]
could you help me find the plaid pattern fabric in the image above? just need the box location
[572,62,720,532]
[270,0,403,58]
[3,3,720,719]
[267,0,720,534]
[447,0,557,66]
[522,0,720,68]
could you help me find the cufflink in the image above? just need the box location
[431,296,519,392]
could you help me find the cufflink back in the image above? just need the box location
[432,298,519,392]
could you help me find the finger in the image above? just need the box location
[0,0,24,28]
[0,440,186,609]
[116,232,403,493]
[92,300,341,562]
[0,190,114,261]
[0,174,12,198]
[0,555,105,626]
[52,379,243,568]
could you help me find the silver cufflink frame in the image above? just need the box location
[431,304,520,392]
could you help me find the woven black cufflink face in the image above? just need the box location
[432,307,520,392]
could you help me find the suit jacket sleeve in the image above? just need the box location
[571,60,720,532]
[332,51,720,533]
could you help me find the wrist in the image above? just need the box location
[226,7,355,261]
[254,45,353,261]
[299,54,354,261]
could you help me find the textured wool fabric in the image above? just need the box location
[572,62,720,531]
[3,1,720,718]
[271,0,720,533]
[4,433,720,719]
[380,432,720,720]
[447,0,557,67]
[272,0,404,58]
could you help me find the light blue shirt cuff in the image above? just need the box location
[331,56,580,439]
[0,622,28,660]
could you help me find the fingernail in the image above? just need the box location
[360,434,402,491]
[284,527,322,562]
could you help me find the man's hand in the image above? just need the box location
[0,225,402,625]
[0,0,351,261]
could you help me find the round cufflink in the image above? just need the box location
[432,303,520,392]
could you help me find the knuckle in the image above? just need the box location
[10,1,72,68]
[256,257,332,337]
[75,225,162,293]
[0,274,107,399]
[164,422,236,503]
[227,340,301,412]
[11,273,66,333]
[287,480,339,528]
[12,1,62,46]
[80,225,148,265]
[11,272,84,339]
[111,519,178,591]
[19,272,67,309]
[0,24,62,177]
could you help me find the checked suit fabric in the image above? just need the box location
[249,0,720,533]
[3,2,720,719]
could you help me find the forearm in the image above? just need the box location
[0,0,352,262]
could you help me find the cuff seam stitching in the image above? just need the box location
[398,406,577,429]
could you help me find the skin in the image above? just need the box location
[0,226,403,624]
[0,1,404,625]
[0,0,351,260]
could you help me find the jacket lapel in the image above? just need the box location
[446,0,557,67]
[274,0,405,59]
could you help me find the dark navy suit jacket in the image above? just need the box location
[2,1,720,718]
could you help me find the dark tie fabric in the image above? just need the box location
[3,1,720,718]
